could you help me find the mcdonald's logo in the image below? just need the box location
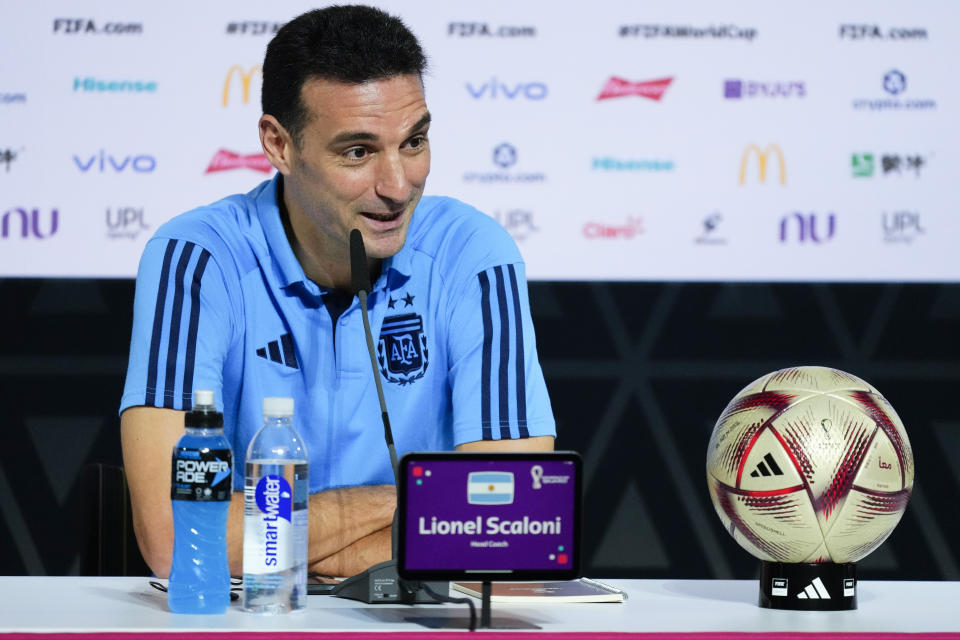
[222,65,261,106]
[738,144,786,185]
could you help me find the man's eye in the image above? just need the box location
[407,135,427,149]
[345,147,368,160]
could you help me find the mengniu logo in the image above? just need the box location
[779,212,836,243]
[74,150,156,173]
[583,216,644,239]
[1,208,59,239]
[466,78,547,100]
[223,65,262,106]
[73,77,157,93]
[739,144,786,185]
[205,150,272,174]
[852,153,928,178]
[597,76,673,101]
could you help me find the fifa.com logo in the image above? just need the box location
[739,144,786,185]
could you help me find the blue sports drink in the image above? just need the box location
[169,390,233,614]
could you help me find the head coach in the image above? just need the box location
[119,5,555,579]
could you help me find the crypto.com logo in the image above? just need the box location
[222,65,261,106]
[739,144,786,185]
[597,77,673,101]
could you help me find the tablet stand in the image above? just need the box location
[759,561,857,610]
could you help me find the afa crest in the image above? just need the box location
[377,313,428,385]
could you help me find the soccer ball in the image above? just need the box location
[706,366,914,564]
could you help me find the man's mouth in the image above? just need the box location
[360,210,404,223]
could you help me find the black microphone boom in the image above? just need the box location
[331,229,445,604]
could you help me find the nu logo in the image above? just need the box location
[780,212,836,243]
[2,208,58,239]
[222,65,261,106]
[739,144,786,185]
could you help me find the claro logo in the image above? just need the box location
[739,144,786,185]
[2,208,59,239]
[223,65,261,106]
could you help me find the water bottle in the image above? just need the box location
[243,397,309,613]
[169,389,233,614]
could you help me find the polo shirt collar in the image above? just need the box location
[257,173,413,295]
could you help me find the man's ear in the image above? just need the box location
[259,114,294,175]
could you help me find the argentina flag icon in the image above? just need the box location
[467,472,515,505]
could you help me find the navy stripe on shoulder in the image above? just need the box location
[478,270,493,440]
[180,248,211,410]
[493,266,511,440]
[163,242,196,409]
[507,265,528,437]
[145,240,178,407]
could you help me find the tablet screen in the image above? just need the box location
[397,451,581,581]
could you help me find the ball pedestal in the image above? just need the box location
[759,561,857,610]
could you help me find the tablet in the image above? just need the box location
[396,451,582,582]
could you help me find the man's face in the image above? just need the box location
[282,74,431,262]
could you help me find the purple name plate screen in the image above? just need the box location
[404,459,576,571]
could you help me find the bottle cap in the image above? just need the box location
[263,396,294,417]
[193,389,215,408]
[185,389,223,429]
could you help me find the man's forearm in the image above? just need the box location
[309,526,392,578]
[226,484,395,575]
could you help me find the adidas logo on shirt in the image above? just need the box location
[256,333,298,369]
[796,577,831,600]
[750,452,784,478]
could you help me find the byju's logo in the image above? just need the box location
[223,65,261,106]
[205,150,272,174]
[463,144,546,184]
[852,70,936,111]
[739,144,786,185]
[466,78,547,100]
[852,153,928,178]
[1,148,21,172]
[74,151,156,173]
[53,18,143,34]
[583,216,644,239]
[448,23,536,38]
[695,213,727,245]
[597,76,673,101]
[467,471,514,505]
[492,209,539,242]
[592,157,674,172]
[779,213,836,243]
[2,208,59,239]
[73,77,157,93]
[724,79,805,99]
[883,211,924,243]
[106,207,149,240]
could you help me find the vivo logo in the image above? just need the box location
[74,151,156,173]
[779,213,836,243]
[1,208,59,239]
[466,79,548,100]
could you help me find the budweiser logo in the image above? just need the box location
[205,149,272,174]
[597,76,673,101]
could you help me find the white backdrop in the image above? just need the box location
[1,1,956,281]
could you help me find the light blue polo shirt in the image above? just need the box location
[120,174,555,492]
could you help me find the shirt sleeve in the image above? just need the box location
[120,236,236,414]
[447,259,556,444]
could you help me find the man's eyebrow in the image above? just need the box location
[328,112,432,147]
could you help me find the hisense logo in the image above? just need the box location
[73,77,157,93]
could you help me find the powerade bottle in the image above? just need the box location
[243,397,309,613]
[169,389,233,614]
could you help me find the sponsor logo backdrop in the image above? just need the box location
[0,0,956,280]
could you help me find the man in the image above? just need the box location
[120,5,555,580]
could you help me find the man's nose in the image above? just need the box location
[374,153,410,204]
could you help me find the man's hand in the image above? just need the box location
[121,406,394,578]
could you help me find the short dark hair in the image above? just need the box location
[262,5,428,146]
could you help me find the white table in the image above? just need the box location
[0,577,957,635]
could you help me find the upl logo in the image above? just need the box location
[223,65,261,106]
[2,208,59,239]
[739,144,785,185]
[466,78,547,100]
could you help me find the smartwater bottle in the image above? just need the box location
[243,397,309,613]
[169,389,233,614]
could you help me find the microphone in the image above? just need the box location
[331,229,444,604]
